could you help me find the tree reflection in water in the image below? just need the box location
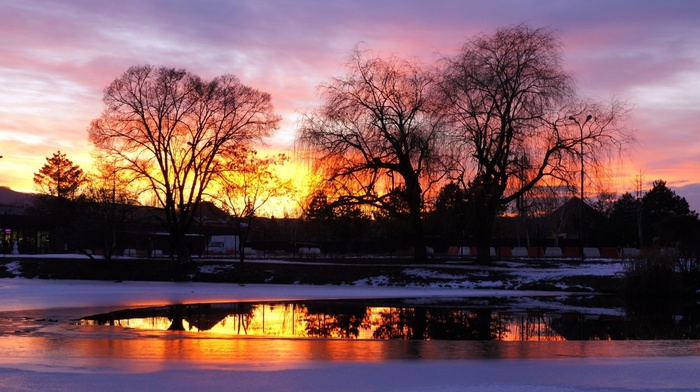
[304,303,371,338]
[80,297,700,341]
[373,307,418,339]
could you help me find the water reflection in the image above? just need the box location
[80,298,700,341]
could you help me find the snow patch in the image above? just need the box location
[198,264,235,274]
[3,261,22,277]
[354,275,390,286]
[475,280,505,289]
[402,268,463,280]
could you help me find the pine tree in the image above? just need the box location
[641,180,699,247]
[33,151,86,199]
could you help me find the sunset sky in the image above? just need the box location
[1,0,699,211]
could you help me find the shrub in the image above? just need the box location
[623,250,677,298]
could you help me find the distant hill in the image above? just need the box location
[0,187,34,206]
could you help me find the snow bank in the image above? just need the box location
[0,278,569,312]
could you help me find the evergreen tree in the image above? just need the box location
[641,180,698,247]
[642,180,695,221]
[33,151,86,199]
[32,151,87,253]
[609,192,642,247]
[428,182,470,246]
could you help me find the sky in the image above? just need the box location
[0,0,699,211]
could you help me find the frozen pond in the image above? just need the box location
[1,279,700,391]
[79,297,700,342]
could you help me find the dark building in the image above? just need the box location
[0,187,238,256]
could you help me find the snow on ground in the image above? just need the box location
[0,254,624,291]
[0,278,571,312]
[351,259,626,290]
[500,259,625,281]
[197,263,235,275]
[2,260,20,277]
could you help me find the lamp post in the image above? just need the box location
[569,114,592,262]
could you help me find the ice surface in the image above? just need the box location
[1,354,699,391]
[0,259,698,391]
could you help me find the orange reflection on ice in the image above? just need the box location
[81,302,580,341]
[6,332,700,371]
[494,312,567,341]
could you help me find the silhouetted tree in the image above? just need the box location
[32,151,87,252]
[641,180,699,248]
[643,180,696,222]
[427,182,470,246]
[304,190,371,254]
[79,155,140,260]
[305,190,334,222]
[439,25,632,261]
[217,150,290,271]
[89,65,280,262]
[298,48,446,260]
[609,192,642,248]
[33,150,86,199]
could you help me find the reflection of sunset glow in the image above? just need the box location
[5,299,700,370]
[495,313,566,342]
[81,303,578,342]
[108,316,173,331]
[5,333,700,372]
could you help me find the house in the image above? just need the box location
[0,187,51,254]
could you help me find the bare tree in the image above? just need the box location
[89,65,280,262]
[80,154,140,261]
[216,150,290,268]
[298,48,445,260]
[439,25,633,262]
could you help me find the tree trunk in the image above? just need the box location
[411,208,427,261]
[237,220,252,284]
[475,202,497,263]
[167,306,186,331]
[475,229,492,263]
[172,228,191,264]
[238,246,246,285]
[406,177,427,262]
[238,258,246,285]
[411,308,427,340]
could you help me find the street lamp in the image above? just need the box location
[569,114,592,262]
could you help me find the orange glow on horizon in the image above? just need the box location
[2,149,696,214]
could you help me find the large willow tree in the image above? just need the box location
[298,49,445,260]
[440,25,632,262]
[89,65,280,261]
